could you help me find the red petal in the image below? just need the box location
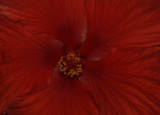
[80,0,160,61]
[0,17,64,113]
[80,46,160,114]
[6,72,98,115]
[0,0,86,50]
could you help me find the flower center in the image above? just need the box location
[58,52,83,79]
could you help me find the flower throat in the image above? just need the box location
[58,52,83,79]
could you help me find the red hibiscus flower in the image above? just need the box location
[1,0,160,114]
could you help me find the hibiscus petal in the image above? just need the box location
[80,0,160,61]
[0,0,86,50]
[0,17,64,113]
[80,46,160,114]
[6,72,98,115]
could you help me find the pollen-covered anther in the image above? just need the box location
[58,53,83,79]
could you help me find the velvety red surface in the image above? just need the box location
[0,0,160,114]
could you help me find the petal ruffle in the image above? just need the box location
[80,46,160,114]
[0,0,86,50]
[6,73,98,115]
[80,0,160,61]
[0,17,64,113]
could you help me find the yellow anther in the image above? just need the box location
[63,62,66,65]
[75,57,80,61]
[61,56,64,60]
[58,53,83,79]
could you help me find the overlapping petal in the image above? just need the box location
[0,0,86,50]
[6,72,98,115]
[0,0,160,114]
[0,17,64,113]
[81,46,160,114]
[2,0,160,60]
[80,0,160,60]
[4,46,160,114]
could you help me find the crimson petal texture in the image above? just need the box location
[1,0,160,115]
[80,46,160,114]
[0,0,86,50]
[80,0,160,61]
[6,73,98,115]
[0,17,64,113]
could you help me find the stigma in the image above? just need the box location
[58,52,83,79]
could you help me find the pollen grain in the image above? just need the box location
[58,53,83,79]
